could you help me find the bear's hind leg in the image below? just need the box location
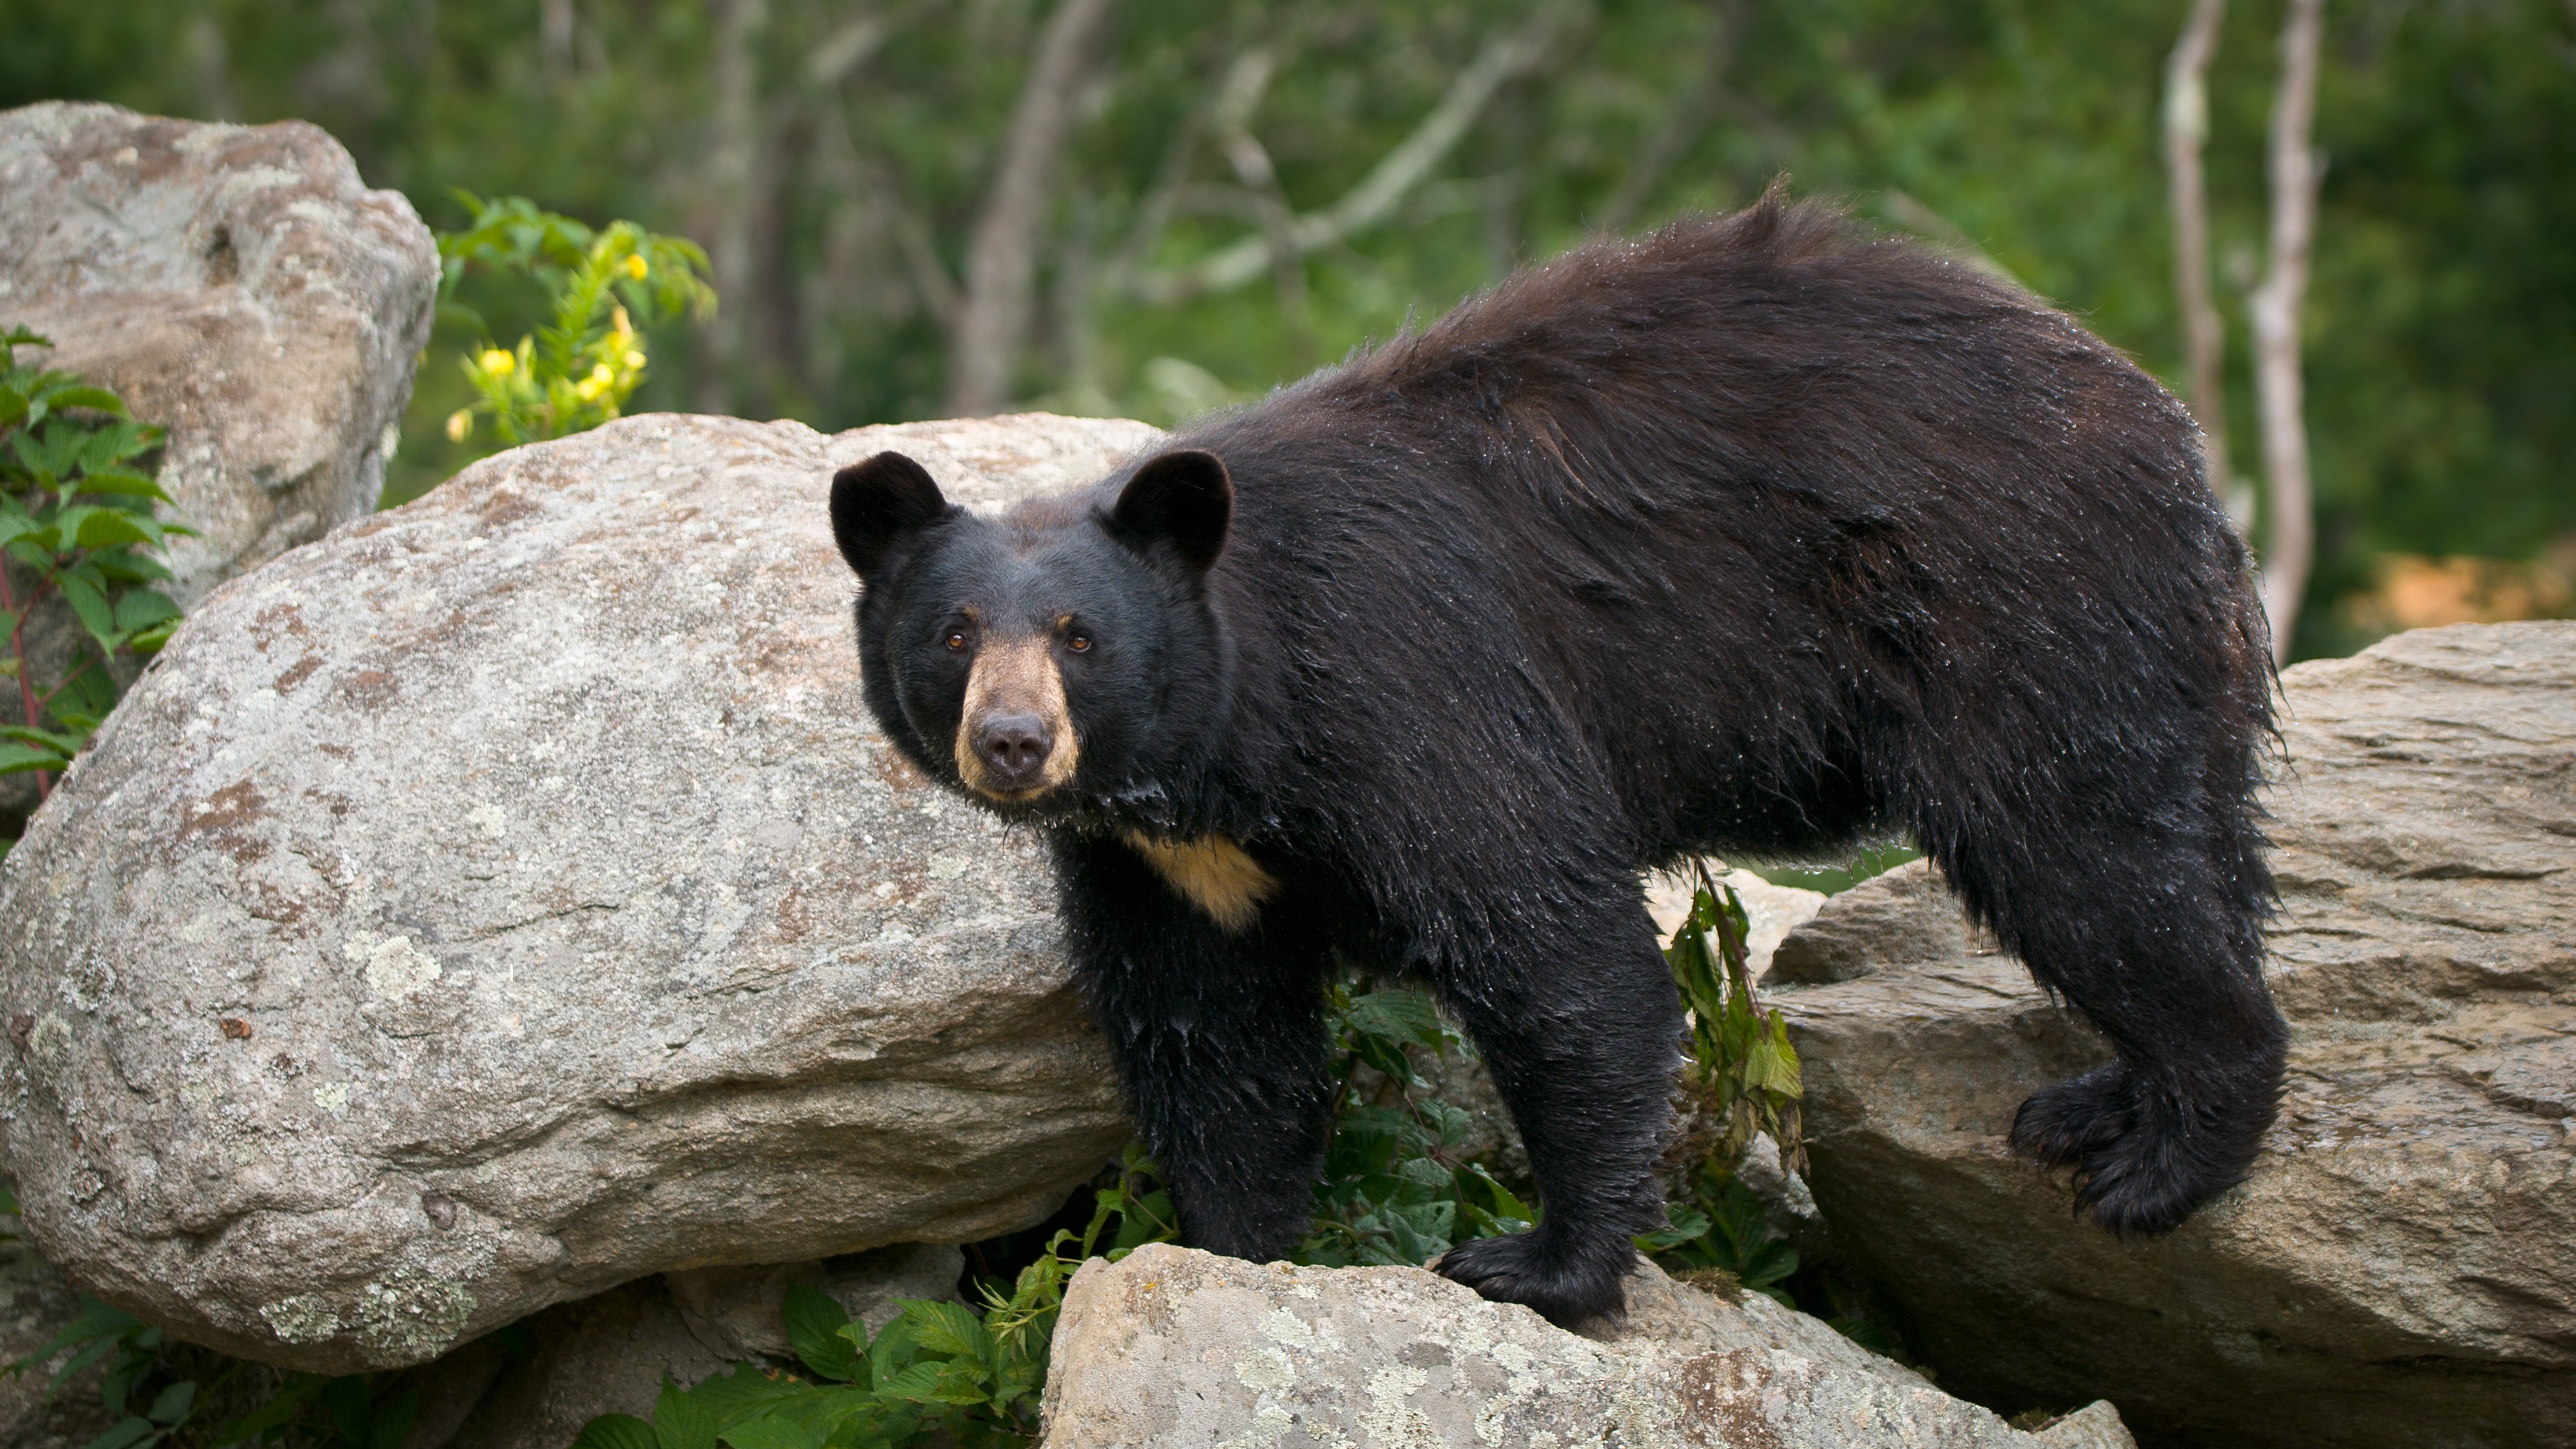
[1421,890,1685,1326]
[1935,812,2286,1235]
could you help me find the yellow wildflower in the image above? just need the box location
[445,409,471,442]
[480,348,515,377]
[590,363,614,386]
[575,376,605,402]
[624,254,648,280]
[624,350,647,370]
[611,305,634,339]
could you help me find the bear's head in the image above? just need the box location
[829,448,1235,825]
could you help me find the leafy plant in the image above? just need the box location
[4,1296,417,1449]
[1636,866,1810,1306]
[0,327,189,807]
[573,1147,1177,1449]
[1297,979,1532,1269]
[1662,863,1805,1183]
[435,194,716,451]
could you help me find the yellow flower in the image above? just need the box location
[624,254,649,280]
[480,348,515,377]
[611,305,634,339]
[624,350,647,370]
[575,376,605,402]
[444,409,471,442]
[589,363,614,386]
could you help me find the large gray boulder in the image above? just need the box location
[1040,1243,2134,1447]
[0,101,437,605]
[1771,621,2576,1447]
[0,412,1157,1372]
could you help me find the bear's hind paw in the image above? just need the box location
[1434,1229,1634,1328]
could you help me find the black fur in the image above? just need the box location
[830,193,2287,1326]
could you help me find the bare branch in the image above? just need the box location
[700,0,767,412]
[2253,0,2323,660]
[1133,4,1575,305]
[2164,0,2233,506]
[946,0,1119,416]
[810,9,898,87]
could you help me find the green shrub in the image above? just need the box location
[434,195,715,453]
[0,327,188,831]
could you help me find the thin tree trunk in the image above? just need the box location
[701,0,767,414]
[2164,0,2231,500]
[542,0,575,82]
[2252,0,2323,662]
[1134,2,1572,305]
[946,0,1119,417]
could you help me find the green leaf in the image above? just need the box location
[38,386,124,417]
[781,1282,859,1383]
[81,1419,159,1449]
[142,1381,193,1425]
[868,1360,953,1405]
[75,510,155,549]
[75,469,170,503]
[651,1379,720,1449]
[57,573,113,651]
[112,590,180,633]
[570,1414,661,1449]
[896,1300,990,1364]
[714,1416,826,1449]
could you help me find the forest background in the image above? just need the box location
[6,0,2570,663]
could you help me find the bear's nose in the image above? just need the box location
[975,713,1053,782]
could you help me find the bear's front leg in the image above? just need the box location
[1421,890,1687,1327]
[1050,831,1338,1262]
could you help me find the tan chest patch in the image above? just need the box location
[1123,832,1281,933]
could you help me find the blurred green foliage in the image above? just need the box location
[6,4,2568,646]
[0,329,188,816]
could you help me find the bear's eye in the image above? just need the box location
[1067,632,1092,654]
[943,630,969,652]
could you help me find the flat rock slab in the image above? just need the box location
[0,101,436,604]
[1771,621,2576,1447]
[1041,1243,2134,1448]
[0,412,1159,1371]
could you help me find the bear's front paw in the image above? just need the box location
[1433,1229,1634,1328]
[2012,1062,2274,1238]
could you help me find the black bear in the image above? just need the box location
[828,193,2287,1326]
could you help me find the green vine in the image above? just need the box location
[0,328,189,820]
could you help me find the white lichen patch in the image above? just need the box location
[1236,1346,1294,1391]
[345,932,441,999]
[24,1012,71,1071]
[261,1295,339,1344]
[312,1083,351,1117]
[1360,1364,1442,1449]
[356,1267,476,1364]
[1260,1307,1317,1347]
[468,803,508,838]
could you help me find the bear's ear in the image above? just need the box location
[830,451,950,578]
[1110,449,1233,576]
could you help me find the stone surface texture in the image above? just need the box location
[402,1276,725,1449]
[1769,621,2576,1448]
[665,1241,965,1359]
[0,101,437,605]
[0,412,1161,1371]
[1039,1243,2134,1448]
